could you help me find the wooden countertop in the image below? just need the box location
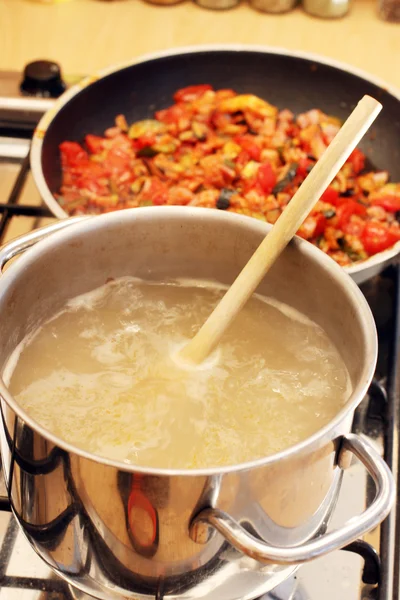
[0,0,399,89]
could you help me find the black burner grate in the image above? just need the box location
[0,150,52,238]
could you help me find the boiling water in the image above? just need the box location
[6,277,351,469]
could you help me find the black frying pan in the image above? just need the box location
[30,46,400,281]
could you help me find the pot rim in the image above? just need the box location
[0,207,378,476]
[30,43,400,275]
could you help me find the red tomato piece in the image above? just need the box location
[241,176,257,195]
[320,186,339,206]
[155,104,191,124]
[372,194,400,213]
[257,163,277,195]
[132,134,157,152]
[59,141,89,168]
[211,112,233,130]
[173,84,213,103]
[234,135,262,162]
[388,224,400,244]
[103,149,132,176]
[286,123,301,138]
[297,214,326,240]
[236,150,250,169]
[297,157,314,178]
[144,179,169,205]
[337,200,367,230]
[80,178,108,195]
[85,135,105,154]
[347,149,365,174]
[313,213,327,237]
[342,219,365,237]
[215,89,236,98]
[361,222,394,255]
[76,162,108,194]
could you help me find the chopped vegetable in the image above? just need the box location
[372,194,400,213]
[320,187,339,205]
[361,222,398,255]
[128,120,165,139]
[137,146,158,158]
[216,188,234,210]
[173,84,212,103]
[257,163,277,194]
[272,162,298,194]
[58,86,400,265]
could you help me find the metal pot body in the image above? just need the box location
[0,208,392,600]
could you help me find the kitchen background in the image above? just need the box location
[0,0,399,87]
[0,1,399,600]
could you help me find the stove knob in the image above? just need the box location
[20,60,66,98]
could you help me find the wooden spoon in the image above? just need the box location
[177,95,382,366]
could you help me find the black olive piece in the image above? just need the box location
[307,154,315,160]
[217,188,235,210]
[137,146,158,158]
[341,189,355,197]
[396,211,400,222]
[323,209,336,219]
[272,162,299,195]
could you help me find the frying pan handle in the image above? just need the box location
[190,434,395,565]
[0,217,89,274]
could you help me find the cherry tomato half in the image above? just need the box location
[372,194,400,213]
[337,200,367,230]
[342,218,365,237]
[361,222,394,255]
[173,84,213,103]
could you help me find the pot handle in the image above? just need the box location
[0,217,89,273]
[190,434,395,565]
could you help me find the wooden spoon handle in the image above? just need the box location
[179,95,382,365]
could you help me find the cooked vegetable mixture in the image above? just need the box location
[59,84,400,265]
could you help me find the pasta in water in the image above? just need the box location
[6,277,351,469]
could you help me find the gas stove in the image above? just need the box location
[0,61,399,600]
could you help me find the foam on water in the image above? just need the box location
[5,277,352,469]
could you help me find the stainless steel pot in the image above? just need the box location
[0,208,394,600]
